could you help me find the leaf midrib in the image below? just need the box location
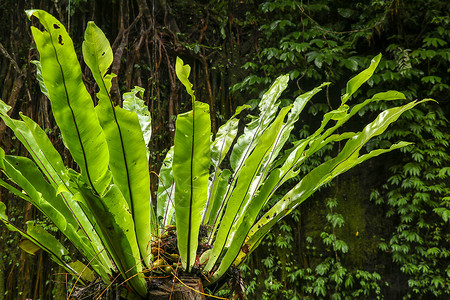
[47,29,98,195]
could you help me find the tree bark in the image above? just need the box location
[0,246,5,300]
[0,66,24,143]
[148,276,205,300]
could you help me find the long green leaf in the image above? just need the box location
[4,155,75,227]
[272,90,404,182]
[123,86,152,149]
[0,101,113,273]
[232,99,429,269]
[83,21,153,264]
[254,83,329,183]
[207,75,289,241]
[315,90,406,146]
[206,83,318,266]
[276,90,406,177]
[24,221,96,284]
[298,56,385,156]
[210,105,249,169]
[30,60,49,98]
[207,133,358,283]
[341,53,381,104]
[203,105,249,224]
[174,58,212,271]
[230,75,289,171]
[76,183,148,297]
[176,57,195,100]
[205,106,291,272]
[173,101,211,271]
[0,203,89,283]
[228,86,321,238]
[0,103,81,228]
[0,100,67,190]
[26,10,110,195]
[0,205,94,284]
[156,146,175,227]
[232,142,410,270]
[0,153,112,281]
[204,169,232,226]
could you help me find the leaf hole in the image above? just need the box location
[102,52,105,56]
[53,24,60,29]
[58,35,64,45]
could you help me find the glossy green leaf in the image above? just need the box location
[83,21,153,264]
[341,54,381,104]
[30,60,49,98]
[203,105,248,224]
[17,115,111,259]
[0,105,113,274]
[0,100,68,190]
[0,202,87,283]
[176,57,195,99]
[157,146,175,227]
[82,21,113,79]
[205,170,234,246]
[25,221,68,260]
[209,139,409,284]
[233,100,430,268]
[173,101,211,271]
[76,184,147,297]
[321,90,406,140]
[299,90,407,161]
[210,105,249,169]
[0,101,91,237]
[19,239,41,255]
[123,86,152,148]
[275,131,356,204]
[204,169,232,226]
[27,9,110,195]
[0,108,104,255]
[261,83,329,172]
[230,75,288,171]
[69,260,96,283]
[0,154,112,281]
[208,75,289,242]
[4,155,75,228]
[205,106,291,272]
[230,104,296,232]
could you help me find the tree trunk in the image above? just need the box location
[0,246,4,300]
[148,276,205,300]
[53,265,67,300]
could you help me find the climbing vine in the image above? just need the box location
[372,105,450,297]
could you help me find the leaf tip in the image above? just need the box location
[25,9,39,20]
